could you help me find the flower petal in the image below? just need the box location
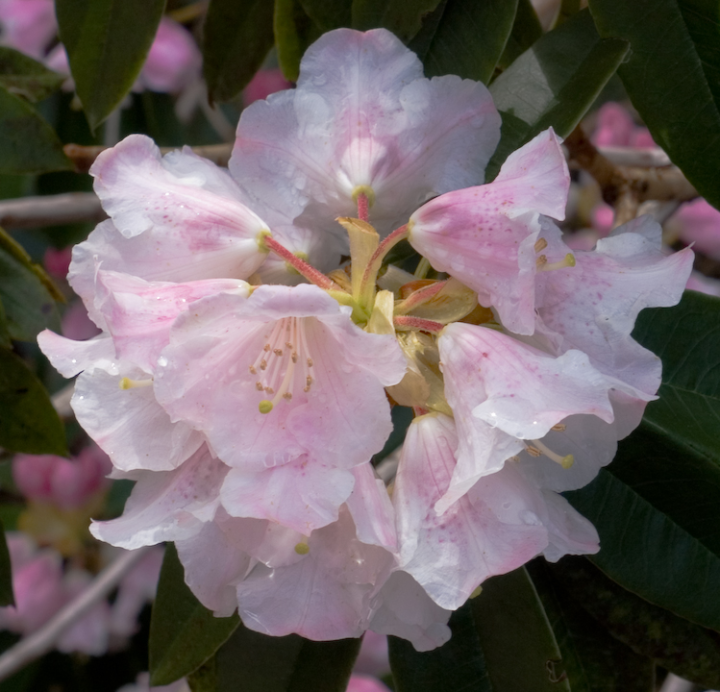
[346,463,397,550]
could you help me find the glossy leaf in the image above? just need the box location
[633,291,720,467]
[528,559,654,692]
[389,601,492,692]
[0,234,61,342]
[419,0,518,84]
[497,0,543,70]
[55,0,165,130]
[471,567,570,692]
[0,86,71,174]
[211,624,361,692]
[275,0,322,82]
[149,544,240,686]
[351,0,445,43]
[0,348,67,456]
[549,557,720,689]
[0,48,65,102]
[588,0,720,210]
[487,9,628,179]
[0,301,10,350]
[299,0,352,31]
[203,0,276,103]
[0,519,14,607]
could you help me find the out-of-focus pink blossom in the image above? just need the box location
[43,246,72,279]
[13,446,111,509]
[0,0,56,59]
[243,68,293,106]
[138,18,201,93]
[353,631,390,677]
[592,102,655,149]
[346,675,392,692]
[62,300,102,341]
[672,198,720,260]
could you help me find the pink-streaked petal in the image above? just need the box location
[73,366,203,472]
[346,463,397,550]
[155,284,404,470]
[541,490,600,561]
[236,509,392,640]
[395,415,548,609]
[232,28,499,238]
[95,270,249,373]
[536,215,694,394]
[369,571,451,652]
[37,330,117,378]
[220,458,355,533]
[89,446,227,549]
[140,18,201,93]
[440,323,616,440]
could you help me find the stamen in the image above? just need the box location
[119,377,153,390]
[525,445,542,458]
[534,238,548,253]
[551,423,567,432]
[537,253,576,272]
[529,439,574,469]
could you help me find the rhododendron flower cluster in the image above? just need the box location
[39,28,693,650]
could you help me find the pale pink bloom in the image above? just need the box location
[243,67,293,106]
[347,675,392,692]
[0,0,56,59]
[231,27,501,261]
[408,128,571,335]
[138,18,201,93]
[13,446,110,509]
[672,198,720,260]
[393,414,597,610]
[590,203,613,237]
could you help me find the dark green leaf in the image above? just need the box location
[497,0,543,70]
[0,86,71,174]
[0,519,14,607]
[419,0,518,84]
[389,600,492,692]
[351,0,445,43]
[55,0,165,130]
[0,301,10,349]
[487,9,628,179]
[203,0,276,103]
[549,557,720,689]
[0,243,61,342]
[149,544,240,685]
[471,567,570,692]
[299,0,352,31]
[406,0,448,61]
[275,0,322,82]
[566,423,720,633]
[0,48,65,102]
[588,0,720,210]
[372,405,413,465]
[212,623,361,692]
[528,559,655,692]
[633,291,720,467]
[0,348,67,456]
[188,658,217,692]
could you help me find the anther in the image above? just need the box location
[256,382,264,391]
[283,392,293,400]
[285,342,293,349]
[526,445,542,458]
[534,238,548,253]
[263,344,271,351]
[307,358,313,367]
[529,439,574,469]
[551,423,567,432]
[292,352,298,363]
[537,253,576,272]
[273,348,283,356]
[249,365,257,374]
[260,360,268,370]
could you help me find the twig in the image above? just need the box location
[0,547,150,681]
[0,193,105,230]
[64,143,232,174]
[598,145,671,168]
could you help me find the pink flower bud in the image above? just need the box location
[243,68,292,106]
[140,18,201,93]
[13,454,56,502]
[43,247,72,279]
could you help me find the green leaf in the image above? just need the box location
[55,0,165,130]
[487,9,628,179]
[274,0,322,82]
[0,519,14,607]
[419,0,519,84]
[633,291,720,467]
[549,557,720,689]
[0,86,71,174]
[351,0,445,43]
[471,567,570,692]
[0,48,65,102]
[497,0,543,70]
[149,544,240,686]
[588,0,720,210]
[0,301,10,349]
[211,623,361,692]
[0,242,61,342]
[389,600,492,692]
[203,0,276,103]
[528,559,655,692]
[0,348,67,456]
[299,0,352,31]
